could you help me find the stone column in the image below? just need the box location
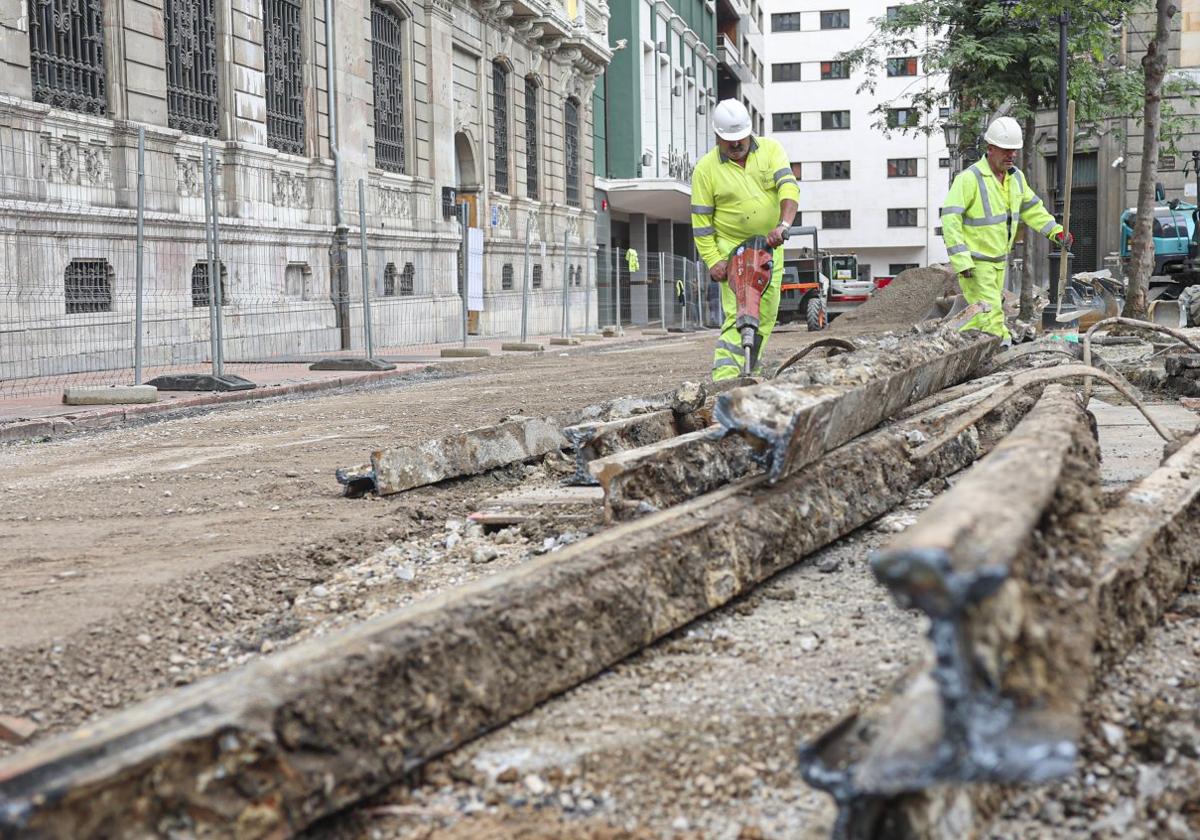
[426,0,455,201]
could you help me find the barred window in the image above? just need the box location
[532,264,543,289]
[191,262,227,308]
[564,98,581,208]
[493,61,510,193]
[502,263,514,291]
[383,262,397,296]
[525,77,539,200]
[371,2,407,173]
[400,262,415,295]
[28,0,108,115]
[165,0,219,137]
[264,0,305,155]
[64,259,112,313]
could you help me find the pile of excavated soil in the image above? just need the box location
[834,265,960,329]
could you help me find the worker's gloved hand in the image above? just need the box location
[710,260,729,282]
[766,224,788,248]
[1054,230,1074,248]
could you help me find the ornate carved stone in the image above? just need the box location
[271,169,310,208]
[175,155,202,197]
[378,186,413,219]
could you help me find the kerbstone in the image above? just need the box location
[62,385,158,405]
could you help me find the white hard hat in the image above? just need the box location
[713,99,752,141]
[983,116,1023,150]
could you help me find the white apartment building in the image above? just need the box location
[764,2,949,281]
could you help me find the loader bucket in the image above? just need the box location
[1148,299,1186,329]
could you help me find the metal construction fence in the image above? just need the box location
[0,131,720,400]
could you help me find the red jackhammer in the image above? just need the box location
[726,233,785,377]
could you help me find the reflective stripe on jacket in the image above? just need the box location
[940,155,1062,274]
[690,136,800,269]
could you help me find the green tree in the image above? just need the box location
[840,1,1146,318]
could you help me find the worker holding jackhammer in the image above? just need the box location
[691,99,799,380]
[941,116,1072,346]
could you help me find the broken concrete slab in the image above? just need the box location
[563,410,681,486]
[61,385,158,405]
[714,330,997,481]
[369,416,566,496]
[0,383,1038,839]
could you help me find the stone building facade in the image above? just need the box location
[0,0,610,379]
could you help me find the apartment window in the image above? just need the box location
[889,263,919,274]
[821,110,850,130]
[822,210,851,229]
[886,6,902,21]
[773,63,803,82]
[820,61,848,80]
[492,61,510,193]
[822,161,851,180]
[887,57,918,77]
[371,2,408,173]
[939,157,951,168]
[888,208,919,227]
[773,112,803,132]
[165,0,219,136]
[820,10,850,29]
[888,158,919,177]
[887,108,920,129]
[790,162,803,179]
[772,12,802,31]
[264,0,306,154]
[29,0,107,115]
[939,106,952,119]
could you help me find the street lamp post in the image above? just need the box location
[942,118,961,187]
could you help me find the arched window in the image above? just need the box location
[492,61,510,193]
[502,263,514,291]
[564,97,581,208]
[165,0,219,136]
[28,0,107,115]
[400,262,415,295]
[64,259,113,313]
[383,262,397,296]
[371,2,407,173]
[264,0,305,154]
[524,77,539,199]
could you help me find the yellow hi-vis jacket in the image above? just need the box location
[940,156,1063,274]
[690,136,800,269]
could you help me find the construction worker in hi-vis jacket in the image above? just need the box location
[941,116,1072,344]
[691,99,799,381]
